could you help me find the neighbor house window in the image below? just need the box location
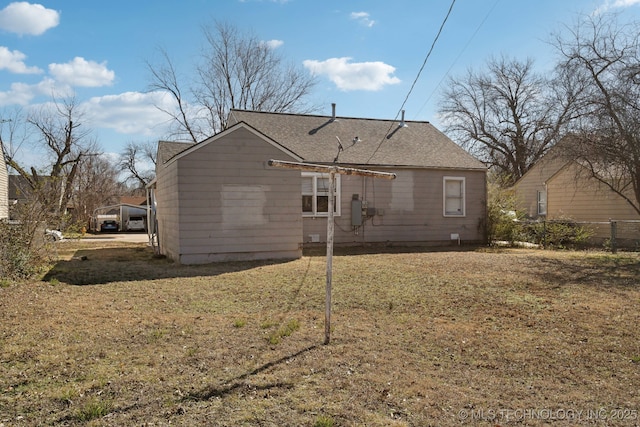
[537,190,547,216]
[443,177,465,217]
[302,172,341,217]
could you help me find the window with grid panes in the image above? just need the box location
[301,172,340,217]
[443,177,465,217]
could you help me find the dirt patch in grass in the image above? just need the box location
[1,241,639,426]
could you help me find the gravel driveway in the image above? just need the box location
[81,232,150,243]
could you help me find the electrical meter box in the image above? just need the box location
[351,199,363,226]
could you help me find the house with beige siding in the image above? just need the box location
[150,107,487,264]
[514,144,640,240]
[0,146,8,220]
[513,145,571,219]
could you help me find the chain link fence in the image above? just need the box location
[607,220,640,253]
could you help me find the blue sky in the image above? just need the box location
[2,0,640,167]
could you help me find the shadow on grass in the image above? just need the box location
[56,344,322,423]
[532,255,640,290]
[185,344,321,401]
[302,242,482,257]
[42,245,297,286]
[42,241,486,286]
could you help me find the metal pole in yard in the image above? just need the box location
[325,169,336,345]
[267,159,395,345]
[610,220,617,254]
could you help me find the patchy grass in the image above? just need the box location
[71,398,113,422]
[233,318,248,328]
[0,240,639,426]
[267,319,301,345]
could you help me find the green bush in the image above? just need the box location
[59,212,87,235]
[486,181,522,243]
[0,221,52,279]
[517,219,594,249]
[485,177,593,248]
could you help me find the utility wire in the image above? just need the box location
[415,0,501,118]
[366,0,457,163]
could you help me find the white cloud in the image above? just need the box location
[594,0,640,14]
[82,91,175,136]
[0,82,35,106]
[0,2,59,36]
[262,39,284,49]
[0,56,111,106]
[350,11,375,28]
[0,77,69,107]
[32,75,70,96]
[0,46,42,74]
[49,57,115,87]
[303,57,401,91]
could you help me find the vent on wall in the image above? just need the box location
[309,234,320,243]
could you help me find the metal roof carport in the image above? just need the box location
[91,203,148,232]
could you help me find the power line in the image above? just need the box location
[396,0,456,121]
[415,0,501,118]
[366,0,457,163]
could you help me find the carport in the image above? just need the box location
[91,203,148,232]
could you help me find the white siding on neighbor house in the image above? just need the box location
[0,160,7,219]
[303,168,486,245]
[161,126,302,264]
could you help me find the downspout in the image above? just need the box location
[484,169,489,244]
[146,179,160,255]
[146,186,151,246]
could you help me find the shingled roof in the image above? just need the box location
[157,140,194,164]
[156,109,485,171]
[228,109,485,170]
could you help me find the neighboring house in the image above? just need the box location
[8,174,31,220]
[513,143,640,240]
[150,106,487,264]
[120,196,147,207]
[513,144,571,219]
[0,146,7,220]
[8,174,73,220]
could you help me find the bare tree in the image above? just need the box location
[0,107,31,160]
[69,154,123,229]
[553,13,640,215]
[119,140,157,190]
[3,97,98,229]
[147,48,203,143]
[147,21,318,142]
[438,56,576,185]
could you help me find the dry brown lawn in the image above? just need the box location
[1,240,639,426]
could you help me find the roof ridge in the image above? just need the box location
[230,108,431,125]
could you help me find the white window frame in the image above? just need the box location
[537,190,547,216]
[302,172,341,217]
[443,176,466,217]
